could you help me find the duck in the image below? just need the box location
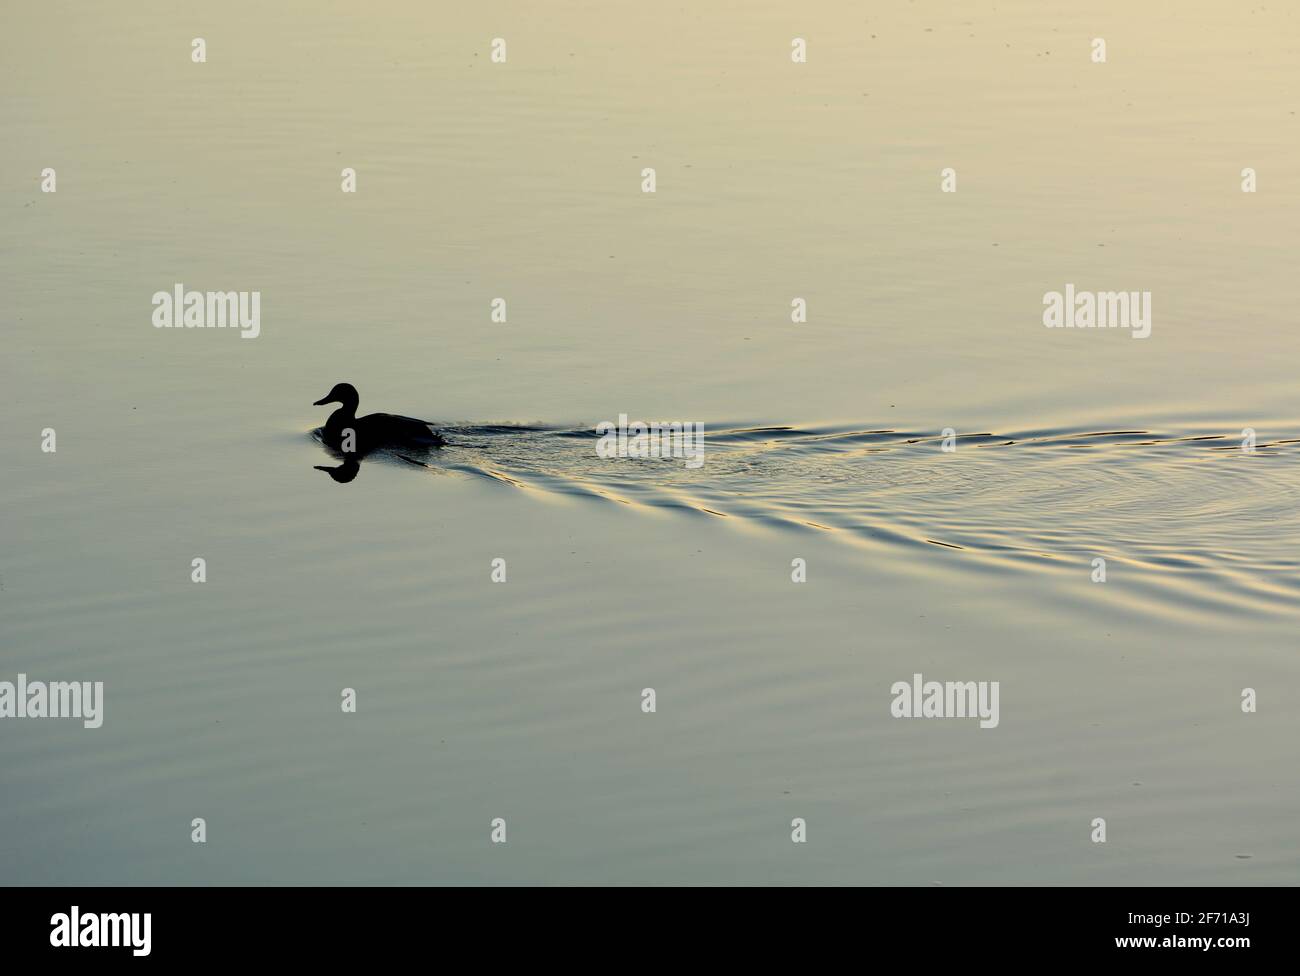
[313,383,446,454]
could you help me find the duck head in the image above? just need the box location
[313,382,359,411]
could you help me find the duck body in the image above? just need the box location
[314,383,446,454]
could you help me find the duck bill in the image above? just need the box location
[313,395,334,406]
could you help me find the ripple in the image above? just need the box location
[351,419,1300,621]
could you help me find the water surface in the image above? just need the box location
[2,0,1297,884]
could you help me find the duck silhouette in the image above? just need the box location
[314,458,361,483]
[313,382,446,455]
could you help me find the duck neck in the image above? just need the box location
[327,403,357,431]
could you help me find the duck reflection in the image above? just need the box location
[314,458,361,483]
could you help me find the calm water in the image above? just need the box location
[2,1,1298,884]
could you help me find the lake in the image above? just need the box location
[2,0,1297,885]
